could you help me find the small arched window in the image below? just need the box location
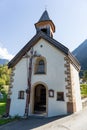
[35,59,45,74]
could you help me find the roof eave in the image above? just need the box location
[8,33,42,68]
[8,31,79,71]
[68,51,81,71]
[35,20,55,32]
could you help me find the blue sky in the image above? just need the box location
[0,0,87,60]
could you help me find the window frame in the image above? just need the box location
[56,92,64,101]
[34,58,46,74]
[49,89,54,97]
[18,90,25,99]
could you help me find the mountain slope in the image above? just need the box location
[0,59,9,65]
[72,39,87,75]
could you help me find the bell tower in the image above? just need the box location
[35,10,55,38]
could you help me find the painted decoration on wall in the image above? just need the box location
[49,89,54,97]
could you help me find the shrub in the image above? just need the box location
[80,84,87,98]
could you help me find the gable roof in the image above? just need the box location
[8,31,80,71]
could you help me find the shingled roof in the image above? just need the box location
[38,10,51,22]
[8,31,80,71]
[35,10,55,33]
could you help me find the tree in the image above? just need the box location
[0,65,11,91]
[83,70,87,82]
[0,78,5,91]
[80,84,87,98]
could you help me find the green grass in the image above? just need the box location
[0,92,7,116]
[0,118,16,125]
[0,103,6,116]
[0,115,21,125]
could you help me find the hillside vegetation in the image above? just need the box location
[0,65,11,117]
[0,65,11,91]
[80,84,87,99]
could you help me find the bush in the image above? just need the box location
[0,65,11,92]
[80,84,87,98]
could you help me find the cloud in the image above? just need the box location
[0,47,14,60]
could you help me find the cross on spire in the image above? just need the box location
[45,5,47,11]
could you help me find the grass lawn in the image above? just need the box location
[0,92,7,116]
[0,118,16,125]
[0,103,6,116]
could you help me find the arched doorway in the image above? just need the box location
[34,84,46,114]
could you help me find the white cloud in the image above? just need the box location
[0,47,14,60]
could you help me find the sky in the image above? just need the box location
[0,0,87,60]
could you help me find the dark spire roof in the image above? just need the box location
[38,10,51,22]
[35,10,55,33]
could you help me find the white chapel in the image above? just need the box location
[6,10,82,117]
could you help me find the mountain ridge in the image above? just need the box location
[0,59,9,65]
[72,39,87,76]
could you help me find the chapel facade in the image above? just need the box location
[6,10,82,117]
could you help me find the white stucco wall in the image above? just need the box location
[9,59,28,116]
[10,38,68,117]
[70,64,82,112]
[9,38,81,117]
[31,39,67,117]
